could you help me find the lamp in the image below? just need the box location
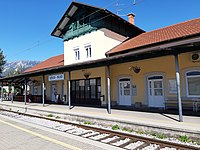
[129,66,141,73]
[27,80,33,86]
[82,70,91,79]
[84,72,91,79]
[27,80,39,86]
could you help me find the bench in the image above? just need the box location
[164,97,200,112]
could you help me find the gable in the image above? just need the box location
[62,6,98,41]
[51,2,144,41]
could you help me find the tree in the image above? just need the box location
[0,49,6,74]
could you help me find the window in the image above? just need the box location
[74,48,80,60]
[70,78,101,105]
[186,71,200,97]
[85,45,91,58]
[148,76,163,96]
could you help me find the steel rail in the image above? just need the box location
[0,109,198,150]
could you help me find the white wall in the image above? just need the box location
[64,28,127,65]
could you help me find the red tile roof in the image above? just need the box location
[24,54,64,73]
[106,18,200,55]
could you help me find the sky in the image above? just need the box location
[0,0,199,62]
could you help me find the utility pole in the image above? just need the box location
[115,0,124,15]
[115,0,138,16]
[116,0,119,15]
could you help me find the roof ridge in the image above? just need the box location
[143,17,200,35]
[112,18,200,48]
[45,54,64,60]
[107,17,200,55]
[23,54,64,73]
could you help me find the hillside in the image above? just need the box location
[2,60,41,76]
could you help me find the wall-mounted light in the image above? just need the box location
[82,70,91,79]
[27,80,33,86]
[129,66,141,73]
[27,80,39,86]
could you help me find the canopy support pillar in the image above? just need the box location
[107,65,111,114]
[68,71,71,110]
[174,54,183,122]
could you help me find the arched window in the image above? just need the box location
[186,71,200,97]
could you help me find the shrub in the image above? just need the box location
[136,130,145,134]
[156,133,167,139]
[84,121,94,125]
[47,114,53,117]
[122,127,133,133]
[55,116,61,119]
[112,125,120,130]
[179,135,191,143]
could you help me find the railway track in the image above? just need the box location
[0,109,199,150]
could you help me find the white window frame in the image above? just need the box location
[74,48,80,60]
[85,45,91,58]
[186,70,200,97]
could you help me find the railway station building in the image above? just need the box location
[1,2,200,118]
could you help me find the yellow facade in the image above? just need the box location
[110,52,200,106]
[29,52,200,107]
[30,67,107,104]
[30,75,64,101]
[29,76,42,95]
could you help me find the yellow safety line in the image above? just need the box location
[0,119,82,150]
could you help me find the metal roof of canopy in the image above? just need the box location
[0,77,27,86]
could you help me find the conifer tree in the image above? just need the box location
[0,49,6,74]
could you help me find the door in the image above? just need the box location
[148,76,164,108]
[119,78,132,106]
[51,84,57,102]
[70,78,101,106]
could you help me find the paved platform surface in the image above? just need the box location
[0,114,118,150]
[0,101,200,134]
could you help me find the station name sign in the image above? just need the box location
[48,74,64,81]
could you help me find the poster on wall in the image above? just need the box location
[79,80,85,86]
[168,79,177,94]
[132,85,137,96]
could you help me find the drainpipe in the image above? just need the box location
[107,65,111,114]
[174,54,183,122]
[24,79,27,105]
[11,81,14,103]
[68,71,71,110]
[42,75,45,107]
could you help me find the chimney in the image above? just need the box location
[127,13,135,25]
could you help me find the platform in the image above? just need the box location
[0,101,199,139]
